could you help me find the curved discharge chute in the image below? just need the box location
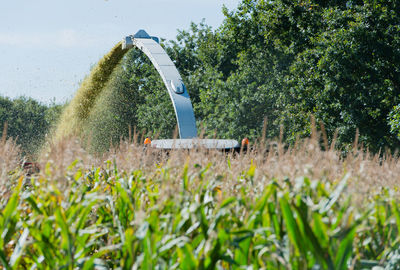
[122,30,197,139]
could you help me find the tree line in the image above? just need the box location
[0,97,63,156]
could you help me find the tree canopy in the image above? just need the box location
[167,0,400,152]
[0,96,63,156]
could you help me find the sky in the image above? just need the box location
[0,0,240,104]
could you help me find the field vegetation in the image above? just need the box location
[1,130,400,269]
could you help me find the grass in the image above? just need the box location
[0,133,400,269]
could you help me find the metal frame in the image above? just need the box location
[122,30,197,139]
[150,139,240,150]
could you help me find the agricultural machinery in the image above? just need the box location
[122,30,248,151]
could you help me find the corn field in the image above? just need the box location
[0,134,400,269]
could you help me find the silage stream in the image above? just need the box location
[54,42,129,139]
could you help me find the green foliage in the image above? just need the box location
[1,160,400,268]
[389,105,400,140]
[164,0,400,151]
[283,0,400,151]
[0,96,63,156]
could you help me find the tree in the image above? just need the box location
[169,0,400,151]
[0,96,63,156]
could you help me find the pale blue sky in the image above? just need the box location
[0,0,240,103]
